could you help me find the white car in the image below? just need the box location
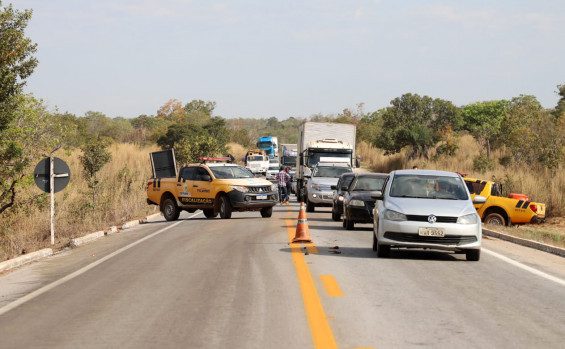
[371,169,486,261]
[305,162,353,212]
[265,165,279,181]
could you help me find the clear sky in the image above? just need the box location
[11,0,565,119]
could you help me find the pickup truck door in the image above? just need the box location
[186,167,215,207]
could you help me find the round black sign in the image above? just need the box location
[34,157,71,193]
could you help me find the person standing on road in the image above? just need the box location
[275,166,290,205]
[285,167,293,203]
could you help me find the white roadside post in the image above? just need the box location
[34,156,71,245]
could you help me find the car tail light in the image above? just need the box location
[147,181,153,190]
[529,204,537,213]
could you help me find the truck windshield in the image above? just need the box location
[307,152,351,168]
[248,156,265,161]
[257,142,273,148]
[282,155,296,166]
[313,166,352,178]
[390,175,468,200]
[210,166,254,179]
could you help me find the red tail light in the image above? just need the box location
[529,204,537,213]
[147,181,153,190]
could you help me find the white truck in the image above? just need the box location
[295,122,359,202]
[245,153,269,175]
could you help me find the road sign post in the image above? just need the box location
[34,157,70,245]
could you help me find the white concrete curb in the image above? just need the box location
[144,212,163,221]
[70,231,105,247]
[483,228,565,257]
[0,211,163,273]
[0,248,53,273]
[121,219,140,230]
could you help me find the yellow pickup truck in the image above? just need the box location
[146,152,278,221]
[463,177,545,226]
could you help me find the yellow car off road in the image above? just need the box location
[146,152,278,221]
[463,176,545,226]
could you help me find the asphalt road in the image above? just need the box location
[1,198,565,349]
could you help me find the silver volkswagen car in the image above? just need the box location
[371,170,486,261]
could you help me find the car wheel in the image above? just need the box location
[485,213,506,226]
[203,209,217,218]
[345,217,354,230]
[219,195,232,219]
[331,210,340,222]
[162,197,180,221]
[375,238,390,258]
[466,249,481,261]
[306,199,315,212]
[260,206,273,218]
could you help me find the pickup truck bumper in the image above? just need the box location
[227,190,278,210]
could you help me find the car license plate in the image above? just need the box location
[256,194,267,200]
[418,227,445,237]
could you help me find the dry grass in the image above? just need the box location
[358,136,565,245]
[0,143,159,261]
[2,138,563,261]
[227,142,247,165]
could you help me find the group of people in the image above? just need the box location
[275,166,292,205]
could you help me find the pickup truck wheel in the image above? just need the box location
[203,209,217,218]
[485,213,505,226]
[219,195,232,219]
[162,198,180,221]
[260,206,273,218]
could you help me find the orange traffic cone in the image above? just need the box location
[292,202,313,243]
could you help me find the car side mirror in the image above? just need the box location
[330,185,337,190]
[472,195,486,204]
[340,185,348,191]
[370,190,383,200]
[201,174,212,182]
[355,155,361,168]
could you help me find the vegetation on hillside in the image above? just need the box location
[1,2,564,260]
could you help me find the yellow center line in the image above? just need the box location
[320,275,344,297]
[286,219,338,349]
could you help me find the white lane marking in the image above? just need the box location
[0,213,200,316]
[483,248,565,287]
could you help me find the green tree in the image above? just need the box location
[376,93,460,159]
[157,123,206,150]
[231,128,252,147]
[553,84,565,119]
[0,2,38,132]
[461,100,508,158]
[174,135,223,164]
[80,137,112,205]
[106,117,134,143]
[203,116,230,146]
[501,95,563,168]
[185,99,216,126]
[0,95,70,214]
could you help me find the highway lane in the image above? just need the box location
[1,200,565,348]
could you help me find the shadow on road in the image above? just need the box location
[279,245,466,261]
